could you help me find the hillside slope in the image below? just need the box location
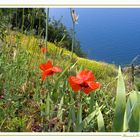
[0,31,118,132]
[6,31,117,82]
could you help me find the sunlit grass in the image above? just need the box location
[2,30,140,132]
[0,31,119,132]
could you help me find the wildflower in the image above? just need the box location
[39,60,62,80]
[41,47,48,54]
[71,9,79,24]
[68,70,100,94]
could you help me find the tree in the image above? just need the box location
[11,8,46,36]
[0,8,86,58]
[48,18,87,58]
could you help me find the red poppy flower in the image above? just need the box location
[39,60,62,80]
[68,70,100,94]
[41,47,48,54]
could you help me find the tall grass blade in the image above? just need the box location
[69,93,76,131]
[113,66,126,132]
[96,102,105,132]
[128,91,140,132]
[123,111,129,132]
[123,90,137,131]
[76,103,83,131]
[82,108,98,128]
[46,93,50,120]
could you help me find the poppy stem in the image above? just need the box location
[78,91,82,102]
[89,92,96,113]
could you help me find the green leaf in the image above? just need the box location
[70,60,78,70]
[70,106,76,131]
[78,103,82,125]
[128,91,140,132]
[139,112,140,132]
[46,93,50,119]
[67,118,72,132]
[76,103,83,132]
[82,108,98,128]
[96,102,105,132]
[69,93,76,131]
[89,93,95,113]
[123,110,129,132]
[123,91,137,131]
[123,91,137,132]
[113,66,126,132]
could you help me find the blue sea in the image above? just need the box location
[49,8,140,66]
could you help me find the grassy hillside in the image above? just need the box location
[6,31,117,81]
[0,31,118,132]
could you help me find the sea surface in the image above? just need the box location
[49,8,140,66]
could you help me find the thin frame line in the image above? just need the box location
[0,4,140,6]
[0,134,122,136]
[0,3,139,136]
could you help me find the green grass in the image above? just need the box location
[0,31,118,132]
[9,31,117,81]
[135,75,140,91]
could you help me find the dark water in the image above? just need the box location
[49,8,140,66]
